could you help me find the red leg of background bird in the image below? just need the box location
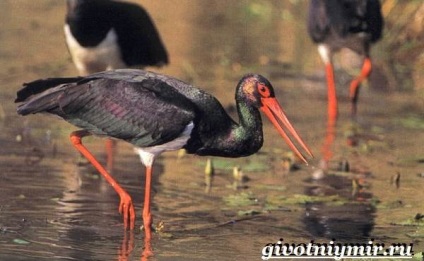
[70,130,135,229]
[349,57,372,116]
[325,63,338,125]
[320,118,336,168]
[106,139,116,172]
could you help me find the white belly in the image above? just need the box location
[64,24,126,75]
[134,122,194,167]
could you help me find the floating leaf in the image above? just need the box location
[197,157,270,172]
[243,160,269,172]
[375,200,403,209]
[13,238,30,245]
[255,184,286,192]
[406,229,424,238]
[394,116,424,129]
[392,218,424,227]
[266,194,346,206]
[413,251,423,260]
[223,192,258,207]
[395,156,424,167]
[246,2,272,21]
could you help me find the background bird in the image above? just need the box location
[15,69,312,233]
[307,0,383,122]
[65,0,168,75]
[65,0,169,170]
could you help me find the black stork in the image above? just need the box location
[65,0,168,75]
[307,0,383,122]
[15,69,313,231]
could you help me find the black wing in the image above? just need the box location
[16,71,195,147]
[112,1,169,67]
[330,0,383,41]
[365,0,383,42]
[308,0,383,42]
[15,77,83,103]
[65,0,113,47]
[307,0,330,43]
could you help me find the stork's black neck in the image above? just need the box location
[229,99,264,155]
[185,84,264,158]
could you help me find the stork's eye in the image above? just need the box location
[257,83,271,97]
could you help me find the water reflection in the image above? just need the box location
[303,166,375,241]
[304,201,375,241]
[119,231,135,261]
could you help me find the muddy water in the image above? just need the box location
[0,1,423,260]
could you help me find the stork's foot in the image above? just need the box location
[118,192,135,230]
[141,216,154,258]
[140,212,153,232]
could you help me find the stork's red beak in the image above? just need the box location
[260,97,313,164]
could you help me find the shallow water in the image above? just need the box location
[0,1,423,260]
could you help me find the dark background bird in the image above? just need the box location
[307,0,383,122]
[65,0,169,76]
[64,0,169,171]
[15,69,312,233]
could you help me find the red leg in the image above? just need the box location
[105,139,116,172]
[70,130,135,230]
[142,165,153,229]
[325,63,338,125]
[142,225,153,260]
[141,165,154,259]
[349,57,372,116]
[320,117,336,167]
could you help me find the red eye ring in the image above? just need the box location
[258,83,270,97]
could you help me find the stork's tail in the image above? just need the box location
[15,77,82,115]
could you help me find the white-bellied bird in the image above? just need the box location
[307,0,383,120]
[65,0,168,75]
[64,0,169,170]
